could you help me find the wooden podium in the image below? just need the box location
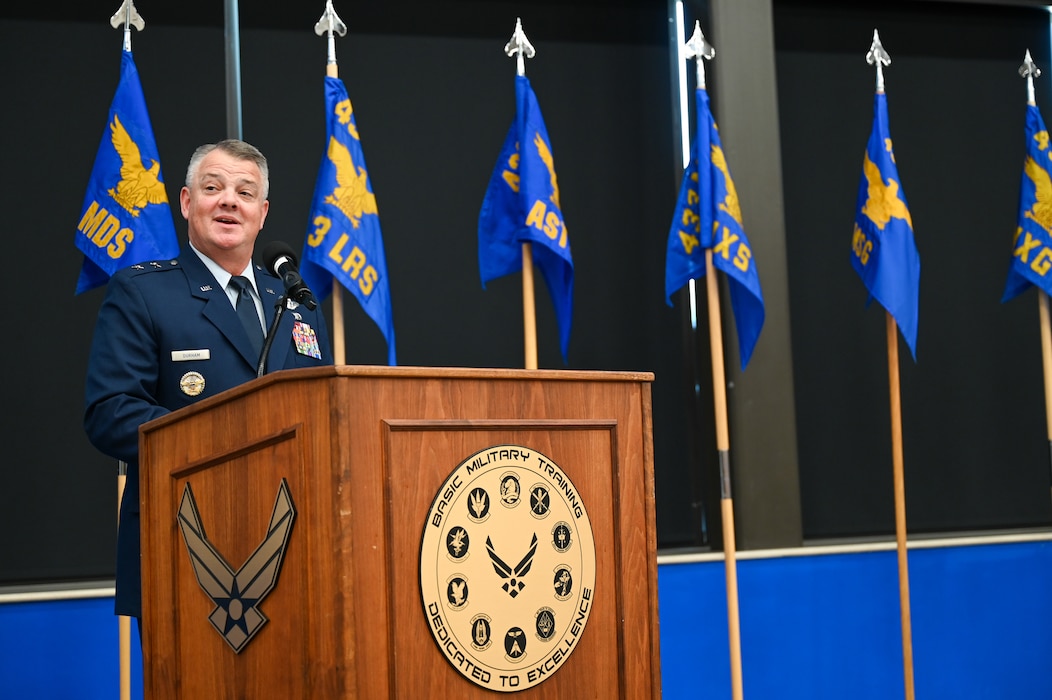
[140,365,660,698]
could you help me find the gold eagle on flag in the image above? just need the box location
[107,113,169,217]
[711,144,743,226]
[860,150,912,231]
[323,135,378,229]
[1024,155,1052,236]
[533,132,561,208]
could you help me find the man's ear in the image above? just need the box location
[259,199,270,230]
[179,187,190,219]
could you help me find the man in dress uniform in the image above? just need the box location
[83,139,334,627]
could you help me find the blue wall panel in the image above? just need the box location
[659,550,904,698]
[2,539,1049,698]
[0,597,142,700]
[909,542,1052,699]
[658,540,1052,699]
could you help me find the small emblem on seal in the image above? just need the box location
[534,607,556,642]
[468,487,491,522]
[529,484,551,518]
[498,472,521,507]
[445,575,470,610]
[551,522,573,553]
[420,445,596,693]
[446,526,470,561]
[179,371,205,396]
[470,614,493,651]
[553,566,574,601]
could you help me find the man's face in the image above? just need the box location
[180,148,269,263]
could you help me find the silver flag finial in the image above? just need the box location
[866,29,891,92]
[110,0,144,51]
[1021,49,1041,105]
[314,0,347,67]
[314,0,347,38]
[109,0,144,31]
[505,18,536,77]
[683,21,715,89]
[683,21,715,62]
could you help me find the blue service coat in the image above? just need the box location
[84,248,334,618]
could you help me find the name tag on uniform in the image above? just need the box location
[172,349,211,362]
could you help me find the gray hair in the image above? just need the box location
[184,139,270,200]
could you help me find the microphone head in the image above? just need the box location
[261,240,298,275]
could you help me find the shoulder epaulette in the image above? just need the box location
[124,259,180,276]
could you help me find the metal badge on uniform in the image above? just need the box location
[292,321,322,359]
[180,371,206,396]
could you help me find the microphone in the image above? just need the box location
[261,241,317,310]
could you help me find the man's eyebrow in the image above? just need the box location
[197,172,259,190]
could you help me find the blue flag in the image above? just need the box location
[850,92,920,360]
[74,49,178,294]
[478,75,574,361]
[665,87,765,370]
[302,76,396,366]
[1003,103,1052,303]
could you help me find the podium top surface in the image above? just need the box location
[141,364,655,435]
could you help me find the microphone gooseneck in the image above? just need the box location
[256,297,287,378]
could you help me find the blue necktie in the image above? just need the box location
[230,275,264,356]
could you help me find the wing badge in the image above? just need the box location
[177,479,296,653]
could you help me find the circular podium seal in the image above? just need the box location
[420,445,596,692]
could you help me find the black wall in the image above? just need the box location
[3,0,1052,587]
[0,3,689,585]
[775,0,1052,538]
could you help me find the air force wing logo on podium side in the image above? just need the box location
[420,445,597,692]
[177,479,296,653]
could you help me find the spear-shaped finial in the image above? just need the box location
[315,0,347,67]
[683,20,715,90]
[109,0,144,52]
[504,18,536,77]
[1020,49,1041,106]
[866,29,891,93]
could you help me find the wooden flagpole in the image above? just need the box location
[506,19,539,370]
[1038,292,1052,503]
[867,32,915,699]
[315,1,348,365]
[885,312,915,700]
[108,4,145,698]
[117,465,130,700]
[704,251,744,700]
[684,23,744,699]
[522,242,539,369]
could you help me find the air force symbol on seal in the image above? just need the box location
[420,445,597,692]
